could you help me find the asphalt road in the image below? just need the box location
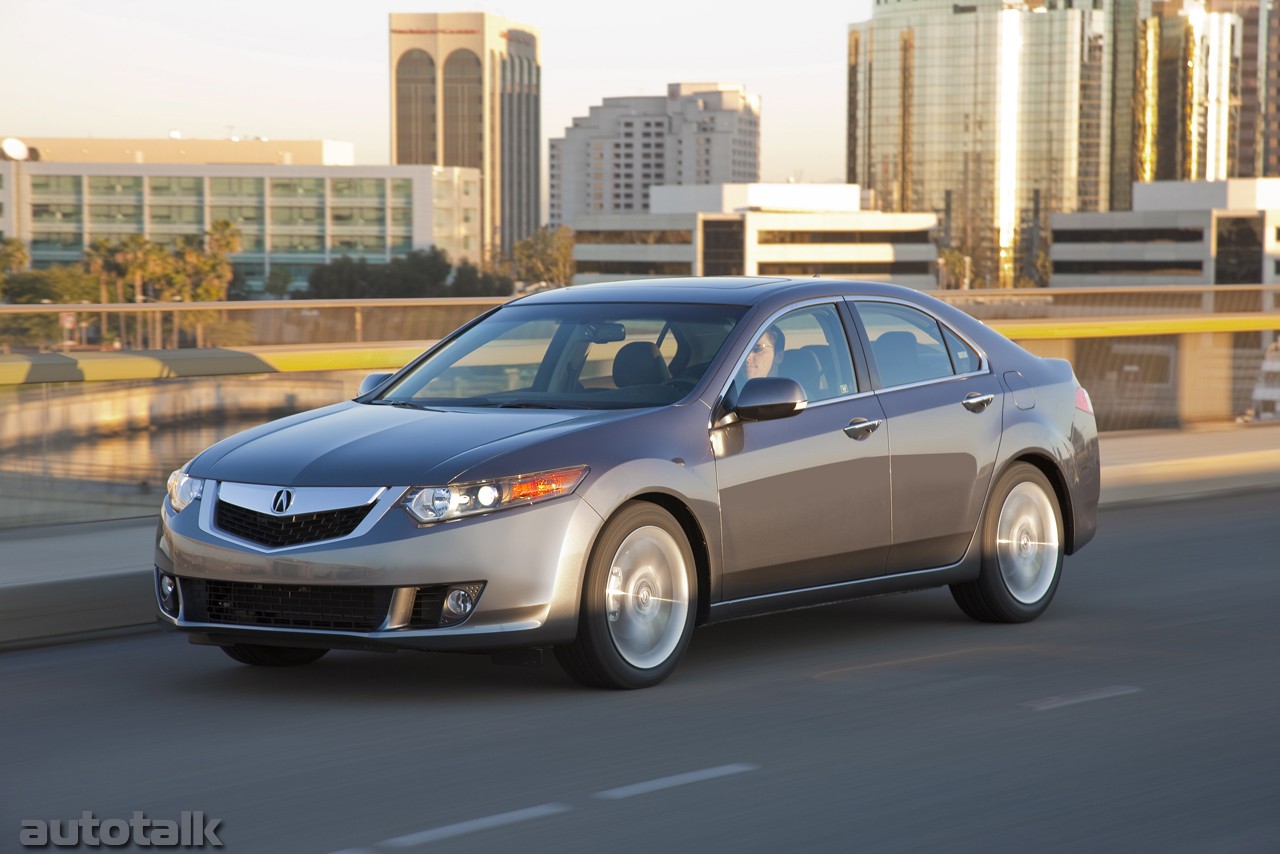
[3,490,1279,854]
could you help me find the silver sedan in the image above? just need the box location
[155,277,1100,688]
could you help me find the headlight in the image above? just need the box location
[403,466,588,525]
[166,467,204,513]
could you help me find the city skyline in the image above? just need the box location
[2,0,873,185]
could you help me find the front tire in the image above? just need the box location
[556,502,697,689]
[220,644,329,667]
[951,462,1064,623]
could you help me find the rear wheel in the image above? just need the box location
[951,462,1063,623]
[556,502,696,689]
[220,644,329,667]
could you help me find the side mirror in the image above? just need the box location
[734,377,807,422]
[358,372,394,397]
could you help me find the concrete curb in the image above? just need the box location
[3,457,1279,652]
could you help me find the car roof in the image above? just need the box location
[514,276,936,307]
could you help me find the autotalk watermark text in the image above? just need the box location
[20,811,223,848]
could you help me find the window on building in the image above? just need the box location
[1214,216,1264,284]
[757,262,932,276]
[701,220,745,276]
[89,176,144,196]
[149,176,202,198]
[270,178,324,198]
[210,205,263,225]
[391,179,413,204]
[1051,227,1203,244]
[30,175,82,196]
[443,49,483,169]
[758,230,931,245]
[1052,260,1202,275]
[395,49,437,165]
[209,177,263,198]
[332,178,385,199]
[574,260,693,275]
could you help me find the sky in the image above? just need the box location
[1,0,872,184]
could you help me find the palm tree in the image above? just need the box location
[84,238,120,348]
[112,235,170,348]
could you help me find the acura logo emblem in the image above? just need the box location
[272,489,295,514]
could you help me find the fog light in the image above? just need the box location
[438,582,485,626]
[157,571,180,617]
[444,588,475,618]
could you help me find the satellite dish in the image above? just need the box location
[1,137,30,161]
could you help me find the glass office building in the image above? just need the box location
[849,0,1114,287]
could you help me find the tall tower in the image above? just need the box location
[848,0,1115,287]
[390,12,540,260]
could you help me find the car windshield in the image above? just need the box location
[374,302,747,409]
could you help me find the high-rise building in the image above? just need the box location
[1202,0,1273,177]
[1131,2,1244,183]
[389,12,540,259]
[848,0,1114,287]
[549,83,761,229]
[1261,0,1280,175]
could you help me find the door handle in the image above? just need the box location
[962,392,995,413]
[843,418,883,440]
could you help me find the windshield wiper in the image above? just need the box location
[368,399,444,411]
[491,401,589,410]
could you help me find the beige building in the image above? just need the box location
[572,184,938,290]
[390,12,540,258]
[1050,179,1280,286]
[8,137,354,166]
[0,160,481,292]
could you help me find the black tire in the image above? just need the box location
[220,644,329,667]
[951,462,1064,623]
[555,502,697,689]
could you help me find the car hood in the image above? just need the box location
[189,401,606,487]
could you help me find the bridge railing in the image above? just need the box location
[2,287,1279,432]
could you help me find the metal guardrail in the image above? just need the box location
[2,288,1278,432]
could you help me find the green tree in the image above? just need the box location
[84,238,121,347]
[198,220,242,302]
[0,270,59,351]
[0,237,31,302]
[111,235,170,347]
[510,226,574,288]
[451,260,514,297]
[264,267,293,299]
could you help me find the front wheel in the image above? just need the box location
[951,462,1064,623]
[220,644,329,667]
[555,502,697,689]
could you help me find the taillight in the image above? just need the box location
[1075,386,1094,415]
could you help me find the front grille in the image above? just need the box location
[182,578,393,631]
[215,499,374,548]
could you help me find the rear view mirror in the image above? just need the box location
[583,322,626,344]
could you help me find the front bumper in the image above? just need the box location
[155,486,604,651]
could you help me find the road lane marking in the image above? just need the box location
[376,803,573,848]
[1021,685,1142,711]
[591,763,759,800]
